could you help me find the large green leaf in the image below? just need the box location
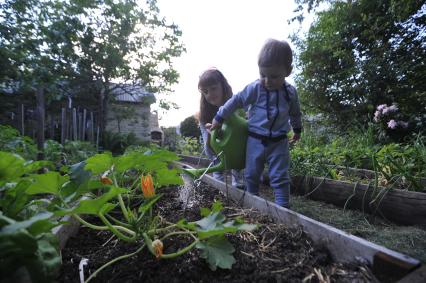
[70,186,127,215]
[114,152,148,173]
[195,211,257,239]
[155,168,183,187]
[26,172,68,195]
[0,152,25,184]
[27,234,61,282]
[23,160,54,174]
[0,229,38,276]
[196,236,235,271]
[84,153,113,175]
[0,212,56,236]
[195,211,226,231]
[0,179,31,218]
[200,201,224,217]
[0,230,60,283]
[69,161,92,187]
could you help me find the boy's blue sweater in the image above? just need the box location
[214,80,302,138]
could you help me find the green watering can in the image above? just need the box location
[184,112,248,178]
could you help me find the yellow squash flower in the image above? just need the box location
[141,174,155,198]
[152,239,163,259]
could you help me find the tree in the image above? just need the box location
[162,126,179,151]
[72,0,185,133]
[290,0,425,133]
[0,0,185,157]
[0,0,84,158]
[180,116,201,138]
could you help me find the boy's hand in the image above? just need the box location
[205,119,222,133]
[289,133,300,145]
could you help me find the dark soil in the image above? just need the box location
[59,181,375,283]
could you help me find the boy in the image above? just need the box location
[208,39,302,208]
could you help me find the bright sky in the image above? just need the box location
[155,0,305,127]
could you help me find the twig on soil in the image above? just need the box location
[240,251,255,258]
[270,267,289,273]
[260,236,276,251]
[101,234,116,247]
[262,256,281,263]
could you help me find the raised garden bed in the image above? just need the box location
[59,175,376,282]
[178,155,426,226]
[177,159,425,278]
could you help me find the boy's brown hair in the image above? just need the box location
[258,39,293,75]
[198,68,233,124]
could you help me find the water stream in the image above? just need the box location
[179,173,202,209]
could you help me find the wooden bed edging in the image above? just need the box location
[52,214,81,250]
[292,175,426,226]
[176,162,422,281]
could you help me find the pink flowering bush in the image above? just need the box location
[373,103,409,142]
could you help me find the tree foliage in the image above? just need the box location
[291,0,425,133]
[180,116,201,138]
[0,0,185,129]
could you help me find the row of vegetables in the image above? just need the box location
[0,148,256,283]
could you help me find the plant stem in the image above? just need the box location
[98,213,136,242]
[161,231,198,240]
[161,240,198,259]
[106,213,132,229]
[73,214,135,236]
[146,224,176,236]
[84,244,146,283]
[143,232,198,260]
[116,193,130,223]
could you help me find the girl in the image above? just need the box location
[198,68,243,188]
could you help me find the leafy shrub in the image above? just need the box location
[101,131,144,155]
[162,126,179,151]
[375,140,426,191]
[0,125,37,160]
[177,136,203,156]
[63,140,97,164]
[0,152,61,281]
[180,115,201,138]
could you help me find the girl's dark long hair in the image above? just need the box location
[198,68,233,125]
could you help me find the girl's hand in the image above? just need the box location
[205,123,212,133]
[205,119,222,133]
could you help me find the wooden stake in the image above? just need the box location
[82,109,87,141]
[21,104,25,136]
[90,112,94,142]
[61,108,66,144]
[72,108,77,140]
[36,87,45,160]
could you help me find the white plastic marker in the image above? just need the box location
[79,258,89,283]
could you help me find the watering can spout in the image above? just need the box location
[182,162,224,178]
[183,112,248,179]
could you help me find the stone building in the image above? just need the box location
[106,84,163,143]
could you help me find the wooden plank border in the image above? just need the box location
[292,176,426,226]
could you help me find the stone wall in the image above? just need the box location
[106,102,151,142]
